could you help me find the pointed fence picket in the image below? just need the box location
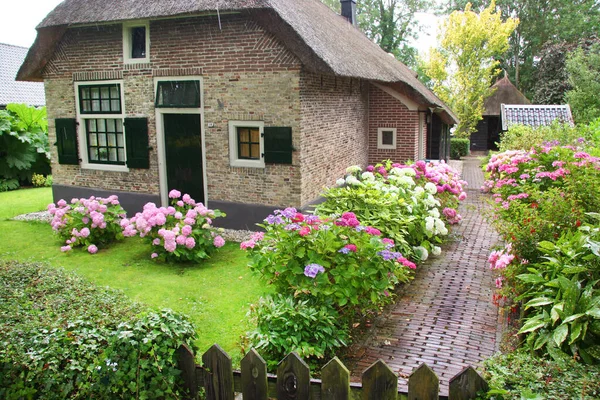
[177,344,488,400]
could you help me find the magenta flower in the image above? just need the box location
[240,240,256,250]
[87,245,98,254]
[169,189,181,199]
[298,226,311,236]
[61,245,72,252]
[151,252,159,259]
[80,227,91,238]
[185,237,195,249]
[344,244,357,252]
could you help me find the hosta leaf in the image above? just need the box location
[553,324,569,347]
[517,273,546,284]
[551,306,562,324]
[569,322,583,345]
[533,332,550,350]
[525,297,554,309]
[562,266,589,275]
[518,316,547,334]
[586,308,600,318]
[563,313,584,323]
[586,345,600,360]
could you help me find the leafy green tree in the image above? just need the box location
[565,43,600,124]
[423,1,518,137]
[439,0,600,98]
[0,104,50,189]
[321,0,432,67]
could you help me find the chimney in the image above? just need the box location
[341,0,357,26]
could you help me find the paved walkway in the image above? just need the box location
[345,156,500,396]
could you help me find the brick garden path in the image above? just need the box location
[345,156,501,396]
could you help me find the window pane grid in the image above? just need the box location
[237,127,260,160]
[79,84,122,114]
[86,118,125,165]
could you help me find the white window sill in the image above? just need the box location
[377,145,397,150]
[124,57,150,64]
[230,159,265,169]
[81,163,130,173]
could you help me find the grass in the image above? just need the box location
[0,188,269,365]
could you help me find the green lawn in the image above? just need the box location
[0,188,269,365]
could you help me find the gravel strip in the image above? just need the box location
[12,211,52,223]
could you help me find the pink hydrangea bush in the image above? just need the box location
[49,195,126,254]
[243,208,416,314]
[121,190,225,262]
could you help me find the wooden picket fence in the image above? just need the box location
[176,344,488,400]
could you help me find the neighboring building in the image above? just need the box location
[500,104,574,131]
[470,75,530,152]
[0,43,45,108]
[18,0,457,229]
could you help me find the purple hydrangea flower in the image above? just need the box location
[304,263,325,278]
[338,247,351,254]
[265,214,284,225]
[377,250,402,261]
[285,223,300,231]
[280,207,298,219]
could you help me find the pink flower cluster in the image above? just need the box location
[240,231,266,250]
[49,195,124,254]
[122,190,224,258]
[442,207,462,224]
[412,160,468,198]
[488,244,515,270]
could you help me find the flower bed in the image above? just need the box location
[483,143,600,363]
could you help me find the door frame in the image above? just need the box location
[154,76,207,207]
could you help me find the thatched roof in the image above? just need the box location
[484,75,530,116]
[18,0,457,124]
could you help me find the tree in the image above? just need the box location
[565,43,600,124]
[439,0,600,98]
[423,1,518,137]
[321,0,432,67]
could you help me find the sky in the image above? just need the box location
[0,0,441,53]
[0,0,63,48]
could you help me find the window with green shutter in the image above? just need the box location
[264,127,293,164]
[55,118,79,165]
[124,118,150,169]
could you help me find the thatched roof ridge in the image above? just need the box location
[484,75,530,116]
[20,0,457,123]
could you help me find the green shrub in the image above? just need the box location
[247,294,349,368]
[49,195,127,253]
[0,261,197,399]
[482,350,600,399]
[450,138,470,159]
[498,121,596,152]
[31,173,51,187]
[0,104,50,184]
[0,178,19,192]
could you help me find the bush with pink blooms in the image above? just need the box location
[121,190,226,262]
[48,195,126,254]
[243,208,415,364]
[317,160,467,261]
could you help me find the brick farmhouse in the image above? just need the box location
[18,0,457,229]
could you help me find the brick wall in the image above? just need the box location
[299,72,369,204]
[368,84,420,164]
[43,13,303,208]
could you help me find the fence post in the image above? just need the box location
[202,344,234,400]
[321,356,350,400]
[277,352,311,400]
[361,359,398,400]
[448,366,488,400]
[408,363,439,400]
[176,344,198,400]
[240,348,268,400]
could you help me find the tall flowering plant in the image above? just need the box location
[242,208,415,316]
[121,190,226,262]
[49,195,126,254]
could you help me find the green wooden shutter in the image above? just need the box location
[264,127,292,164]
[124,117,150,169]
[55,118,79,165]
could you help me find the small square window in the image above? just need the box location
[377,127,397,150]
[228,120,265,168]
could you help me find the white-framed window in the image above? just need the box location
[377,127,397,149]
[75,80,128,172]
[123,21,150,64]
[228,120,265,168]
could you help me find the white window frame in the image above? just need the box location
[377,127,397,150]
[74,80,129,172]
[228,120,265,168]
[123,21,150,64]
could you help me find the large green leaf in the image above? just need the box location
[586,308,600,318]
[517,273,547,284]
[518,316,547,334]
[525,297,554,309]
[553,324,569,347]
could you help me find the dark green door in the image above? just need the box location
[163,114,204,203]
